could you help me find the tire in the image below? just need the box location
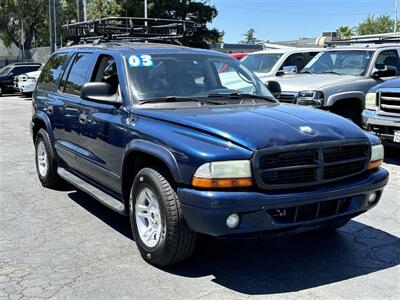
[129,167,196,266]
[23,92,32,97]
[0,86,2,96]
[34,128,62,188]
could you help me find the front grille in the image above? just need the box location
[379,91,400,115]
[278,93,296,103]
[267,198,353,224]
[254,142,370,189]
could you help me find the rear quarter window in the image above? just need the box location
[37,53,71,92]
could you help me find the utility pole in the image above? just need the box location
[49,0,56,53]
[395,0,398,33]
[144,0,148,19]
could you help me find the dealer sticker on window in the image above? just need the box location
[394,130,400,143]
[128,54,154,67]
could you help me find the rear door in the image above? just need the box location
[53,52,95,168]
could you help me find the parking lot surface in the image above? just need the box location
[1,95,399,299]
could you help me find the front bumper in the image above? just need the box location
[362,109,400,146]
[178,168,388,237]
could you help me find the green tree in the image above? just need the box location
[86,0,122,20]
[336,25,353,39]
[0,0,48,52]
[240,28,261,44]
[355,15,395,35]
[116,0,223,48]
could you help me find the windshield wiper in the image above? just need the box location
[139,96,225,105]
[299,70,315,74]
[208,92,277,103]
[319,71,342,75]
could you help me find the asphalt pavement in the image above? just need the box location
[1,95,399,299]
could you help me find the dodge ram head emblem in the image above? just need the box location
[299,126,313,134]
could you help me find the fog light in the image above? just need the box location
[368,192,377,205]
[226,213,240,229]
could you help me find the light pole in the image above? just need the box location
[395,0,398,33]
[49,0,56,53]
[144,0,148,19]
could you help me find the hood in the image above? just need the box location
[275,74,357,91]
[135,103,368,150]
[370,77,400,92]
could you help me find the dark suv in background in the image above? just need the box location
[30,18,388,266]
[0,62,42,96]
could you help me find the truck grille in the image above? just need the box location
[379,90,400,115]
[254,141,370,189]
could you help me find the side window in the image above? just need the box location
[37,53,70,91]
[280,54,295,69]
[91,55,119,95]
[25,66,40,73]
[64,53,93,96]
[375,50,400,74]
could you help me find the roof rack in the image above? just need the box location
[63,17,196,45]
[326,33,400,46]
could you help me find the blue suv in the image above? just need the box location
[31,18,388,266]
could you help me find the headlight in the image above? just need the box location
[297,90,324,107]
[192,160,253,188]
[365,92,377,110]
[368,144,384,170]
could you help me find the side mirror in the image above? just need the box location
[265,81,281,99]
[282,65,298,75]
[372,65,397,78]
[80,82,120,105]
[8,72,14,77]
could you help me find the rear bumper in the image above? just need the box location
[362,109,400,146]
[178,168,388,237]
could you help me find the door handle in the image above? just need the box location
[44,105,53,115]
[79,113,88,124]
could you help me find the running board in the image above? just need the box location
[57,167,127,215]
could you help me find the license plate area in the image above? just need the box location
[394,130,400,143]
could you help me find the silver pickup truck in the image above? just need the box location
[274,44,400,125]
[363,77,400,147]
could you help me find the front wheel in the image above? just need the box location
[129,167,196,266]
[34,129,62,187]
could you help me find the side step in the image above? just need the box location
[57,167,127,215]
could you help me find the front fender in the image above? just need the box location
[31,110,54,142]
[326,91,365,107]
[123,139,182,183]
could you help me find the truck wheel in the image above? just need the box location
[332,106,362,127]
[129,167,196,266]
[0,87,2,96]
[34,129,62,188]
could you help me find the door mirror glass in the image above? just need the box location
[283,65,298,75]
[372,65,397,78]
[81,82,120,104]
[8,72,14,76]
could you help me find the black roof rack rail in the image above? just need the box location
[63,17,197,45]
[326,34,400,46]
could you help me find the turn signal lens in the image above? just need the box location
[368,159,383,170]
[192,177,253,189]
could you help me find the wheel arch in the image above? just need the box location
[31,111,54,143]
[121,140,182,208]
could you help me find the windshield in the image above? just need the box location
[126,53,273,102]
[0,66,12,76]
[241,53,283,73]
[302,50,373,76]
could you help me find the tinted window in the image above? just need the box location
[91,55,119,95]
[375,50,400,75]
[280,53,306,70]
[25,66,41,73]
[10,67,25,76]
[38,53,70,91]
[64,53,93,96]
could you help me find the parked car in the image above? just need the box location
[31,18,388,267]
[14,66,43,97]
[0,62,42,96]
[240,48,322,81]
[274,44,400,125]
[362,77,400,147]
